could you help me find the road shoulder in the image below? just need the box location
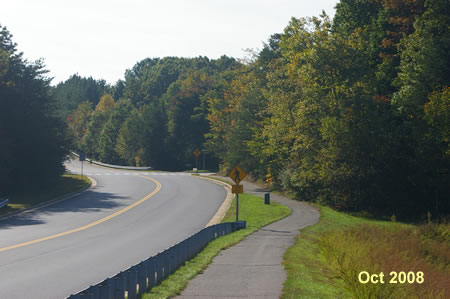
[0,176,95,220]
[191,175,234,227]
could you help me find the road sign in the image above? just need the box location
[229,165,246,185]
[193,148,201,158]
[232,184,243,194]
[79,152,86,161]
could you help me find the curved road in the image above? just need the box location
[0,160,226,299]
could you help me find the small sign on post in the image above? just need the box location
[193,148,201,171]
[229,165,246,185]
[193,148,201,158]
[229,165,247,223]
[232,184,243,194]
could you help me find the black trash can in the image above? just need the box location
[264,193,270,205]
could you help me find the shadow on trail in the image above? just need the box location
[0,191,128,229]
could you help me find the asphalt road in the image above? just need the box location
[0,160,226,299]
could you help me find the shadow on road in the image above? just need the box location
[0,191,127,229]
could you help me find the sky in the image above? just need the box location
[1,0,338,85]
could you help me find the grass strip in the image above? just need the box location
[282,205,449,298]
[0,173,91,216]
[142,192,291,298]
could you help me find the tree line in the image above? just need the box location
[2,0,448,219]
[0,25,71,192]
[205,0,449,219]
[60,56,239,170]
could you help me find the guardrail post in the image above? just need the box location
[146,257,156,289]
[170,247,176,273]
[126,267,138,299]
[193,232,199,255]
[112,272,126,299]
[155,253,163,284]
[205,227,210,243]
[137,261,148,294]
[202,229,207,248]
[199,231,204,252]
[162,251,169,279]
[86,285,99,298]
[179,240,187,267]
[167,247,174,275]
[211,226,215,241]
[173,245,179,272]
[188,235,194,259]
[98,278,113,299]
[69,222,236,299]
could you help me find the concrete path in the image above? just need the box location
[176,178,320,298]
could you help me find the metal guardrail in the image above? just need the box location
[70,152,153,171]
[68,222,235,299]
[0,198,9,209]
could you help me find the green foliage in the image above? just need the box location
[205,66,267,176]
[67,101,93,151]
[52,74,107,117]
[97,98,133,163]
[393,0,450,115]
[0,25,71,192]
[208,3,448,219]
[56,1,449,217]
[333,0,382,35]
[425,87,450,157]
[65,56,239,169]
[116,109,144,166]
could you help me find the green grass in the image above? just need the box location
[0,174,91,216]
[141,193,291,298]
[282,205,449,298]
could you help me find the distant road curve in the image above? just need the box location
[70,152,153,170]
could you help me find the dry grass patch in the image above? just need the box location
[319,224,449,298]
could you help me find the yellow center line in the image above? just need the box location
[0,175,161,253]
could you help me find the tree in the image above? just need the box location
[97,98,133,164]
[393,0,450,115]
[52,74,106,117]
[95,93,115,111]
[116,109,144,166]
[0,25,70,192]
[139,102,168,169]
[67,101,93,151]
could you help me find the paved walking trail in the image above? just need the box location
[176,178,320,298]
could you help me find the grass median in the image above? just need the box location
[142,192,291,298]
[0,173,91,216]
[282,205,449,298]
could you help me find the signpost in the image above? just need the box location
[193,148,201,171]
[79,152,86,178]
[229,165,246,223]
